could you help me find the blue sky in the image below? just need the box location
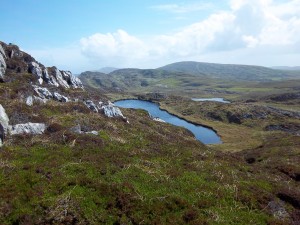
[1,0,299,73]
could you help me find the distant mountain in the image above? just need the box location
[80,61,300,93]
[272,66,300,71]
[79,68,199,92]
[96,67,119,74]
[158,61,299,81]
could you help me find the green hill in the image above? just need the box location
[158,61,299,81]
[1,42,300,225]
[79,62,300,98]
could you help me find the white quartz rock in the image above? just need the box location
[9,123,46,135]
[29,62,43,85]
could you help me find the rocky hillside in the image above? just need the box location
[0,41,128,147]
[0,41,300,224]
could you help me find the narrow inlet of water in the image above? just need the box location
[114,100,222,144]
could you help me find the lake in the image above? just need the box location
[114,100,222,144]
[191,98,230,103]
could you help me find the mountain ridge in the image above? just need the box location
[157,61,299,80]
[79,61,300,94]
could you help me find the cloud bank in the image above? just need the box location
[31,0,300,72]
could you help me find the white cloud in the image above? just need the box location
[31,0,300,72]
[81,0,300,68]
[151,3,213,14]
[80,30,150,68]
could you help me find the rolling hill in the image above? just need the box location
[158,61,299,81]
[79,61,300,97]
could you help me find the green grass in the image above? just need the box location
[1,71,299,224]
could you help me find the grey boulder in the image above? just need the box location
[62,71,84,89]
[54,68,70,89]
[53,92,69,102]
[33,86,53,99]
[43,69,59,87]
[0,104,9,147]
[0,104,9,131]
[29,62,43,85]
[9,123,46,135]
[0,44,6,81]
[101,102,127,120]
[84,100,99,113]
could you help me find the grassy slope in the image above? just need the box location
[1,73,299,224]
[158,61,300,81]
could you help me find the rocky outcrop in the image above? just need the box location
[53,92,69,102]
[52,68,70,89]
[0,104,9,132]
[9,123,46,135]
[29,86,70,105]
[84,100,128,121]
[29,62,43,85]
[0,104,9,147]
[0,41,84,90]
[0,44,6,82]
[62,71,84,89]
[84,100,99,113]
[42,68,59,87]
[33,86,53,99]
[101,102,126,120]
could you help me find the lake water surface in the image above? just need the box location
[191,98,230,103]
[114,100,222,144]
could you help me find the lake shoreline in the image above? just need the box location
[114,99,222,144]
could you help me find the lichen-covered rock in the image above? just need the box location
[9,122,46,135]
[43,68,59,87]
[0,104,9,147]
[26,96,33,106]
[0,44,6,81]
[62,71,84,89]
[84,100,99,113]
[0,44,6,58]
[33,86,53,99]
[101,102,126,120]
[53,68,70,89]
[0,104,9,133]
[53,92,69,102]
[29,62,43,84]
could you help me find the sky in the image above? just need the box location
[1,0,300,73]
